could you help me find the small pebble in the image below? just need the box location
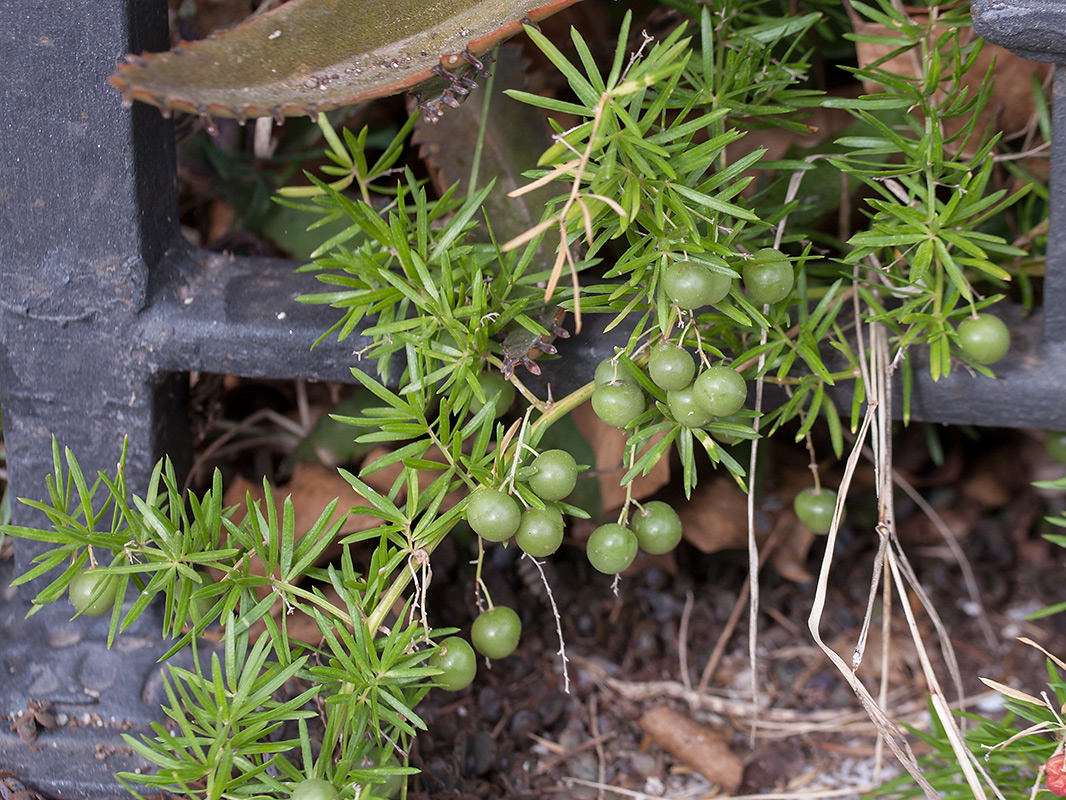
[571,752,599,781]
[537,691,568,727]
[472,729,496,776]
[477,687,502,723]
[642,776,666,797]
[576,613,595,636]
[557,726,584,751]
[509,708,538,738]
[629,752,659,778]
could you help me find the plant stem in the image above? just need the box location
[363,379,596,637]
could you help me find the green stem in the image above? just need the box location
[364,380,596,636]
[316,691,351,778]
[474,537,492,610]
[529,380,596,438]
[366,543,434,635]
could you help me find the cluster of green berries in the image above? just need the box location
[586,501,683,573]
[589,341,846,539]
[464,445,682,575]
[592,346,747,432]
[436,247,841,693]
[436,448,580,691]
[588,248,791,429]
[429,604,521,693]
[442,431,690,690]
[661,247,795,311]
[466,448,577,555]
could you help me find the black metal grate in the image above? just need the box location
[0,2,370,793]
[0,0,1060,795]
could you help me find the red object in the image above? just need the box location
[1047,753,1066,796]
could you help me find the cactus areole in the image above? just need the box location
[108,0,586,122]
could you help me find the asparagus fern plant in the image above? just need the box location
[4,1,1050,798]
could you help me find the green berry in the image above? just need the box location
[69,569,118,616]
[957,314,1010,365]
[632,501,683,555]
[662,263,732,309]
[595,359,624,386]
[587,523,638,574]
[648,344,696,392]
[742,248,794,305]
[667,385,713,428]
[471,606,522,659]
[694,366,747,417]
[515,508,565,557]
[529,449,578,501]
[592,381,645,428]
[794,488,840,535]
[467,488,521,542]
[429,636,477,691]
[290,779,339,800]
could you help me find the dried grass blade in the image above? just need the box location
[978,678,1048,708]
[1017,637,1066,672]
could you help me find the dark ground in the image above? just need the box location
[171,381,1066,798]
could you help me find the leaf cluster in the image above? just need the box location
[1,441,445,799]
[831,1,1029,383]
[874,663,1066,799]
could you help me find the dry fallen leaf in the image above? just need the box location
[958,448,1026,510]
[897,503,978,547]
[769,517,816,584]
[572,402,670,511]
[639,704,743,792]
[268,581,348,645]
[413,44,557,232]
[675,475,749,554]
[216,451,464,642]
[222,461,381,539]
[675,447,817,581]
